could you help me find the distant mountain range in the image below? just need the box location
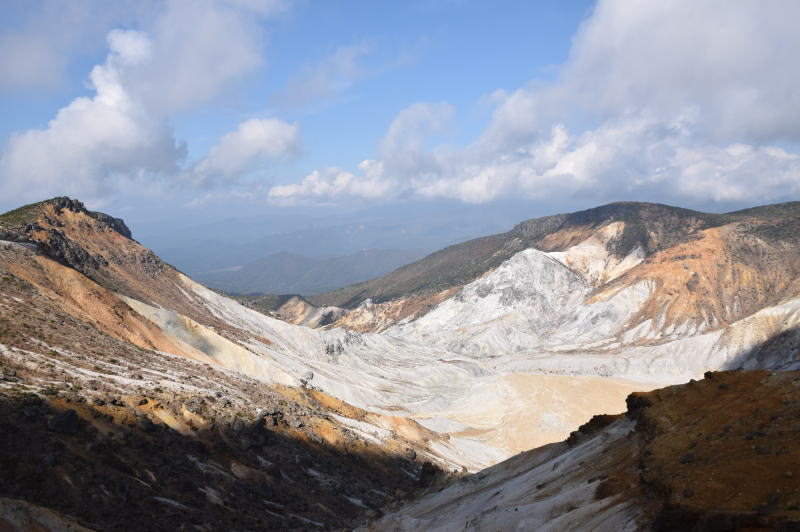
[195,248,425,295]
[139,201,539,274]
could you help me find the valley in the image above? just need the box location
[0,197,798,530]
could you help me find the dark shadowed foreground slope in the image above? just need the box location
[0,268,447,531]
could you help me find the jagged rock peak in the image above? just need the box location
[0,196,132,240]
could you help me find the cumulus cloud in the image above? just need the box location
[378,102,453,175]
[124,0,268,114]
[0,0,290,203]
[560,0,800,143]
[268,160,394,203]
[270,0,800,206]
[187,118,299,186]
[0,29,183,199]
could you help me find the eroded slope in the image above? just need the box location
[0,268,453,530]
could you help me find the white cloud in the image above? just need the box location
[270,0,800,206]
[187,118,299,186]
[0,29,183,200]
[670,144,800,202]
[224,0,290,15]
[267,102,451,203]
[126,0,267,114]
[0,0,289,203]
[379,102,453,176]
[268,160,395,203]
[560,0,800,143]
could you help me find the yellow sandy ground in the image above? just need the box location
[419,373,660,457]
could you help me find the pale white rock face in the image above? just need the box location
[409,248,589,331]
[117,243,800,471]
[548,221,645,286]
[387,247,654,358]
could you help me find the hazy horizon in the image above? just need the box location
[2,0,799,266]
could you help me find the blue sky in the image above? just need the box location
[1,0,799,238]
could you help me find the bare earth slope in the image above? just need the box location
[0,199,459,530]
[374,370,800,531]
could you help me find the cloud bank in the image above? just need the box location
[0,0,295,203]
[270,0,800,205]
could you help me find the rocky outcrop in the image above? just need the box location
[86,210,132,239]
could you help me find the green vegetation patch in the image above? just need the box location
[726,200,800,220]
[0,200,48,227]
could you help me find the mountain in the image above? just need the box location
[1,197,799,530]
[0,198,456,529]
[196,248,424,296]
[309,202,726,308]
[286,202,800,355]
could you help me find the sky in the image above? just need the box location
[2,0,800,242]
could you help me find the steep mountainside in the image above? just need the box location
[287,203,800,360]
[310,202,727,309]
[281,203,713,333]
